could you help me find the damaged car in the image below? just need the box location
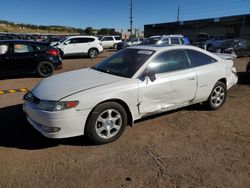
[23,45,238,144]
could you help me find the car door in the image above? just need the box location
[185,49,219,100]
[236,40,250,56]
[11,43,36,72]
[101,37,114,48]
[81,37,94,53]
[138,49,197,115]
[62,38,83,55]
[0,43,11,75]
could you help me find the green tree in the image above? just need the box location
[85,27,94,35]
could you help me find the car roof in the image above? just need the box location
[66,35,97,39]
[129,44,191,51]
[129,44,220,59]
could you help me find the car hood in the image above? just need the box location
[31,68,125,101]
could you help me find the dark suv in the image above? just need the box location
[0,40,62,78]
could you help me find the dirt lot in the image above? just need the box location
[0,50,249,188]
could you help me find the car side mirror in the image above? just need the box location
[141,68,156,82]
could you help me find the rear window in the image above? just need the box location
[171,38,181,44]
[102,37,114,41]
[69,38,91,44]
[88,38,95,42]
[186,49,217,67]
[115,37,121,40]
[35,44,48,51]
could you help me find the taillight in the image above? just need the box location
[47,49,59,56]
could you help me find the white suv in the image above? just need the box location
[55,36,103,59]
[98,35,122,49]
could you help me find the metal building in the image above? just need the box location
[144,14,250,40]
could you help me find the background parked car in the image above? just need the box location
[209,39,250,57]
[55,36,103,59]
[0,40,62,77]
[116,38,144,50]
[204,36,227,50]
[98,35,122,49]
[192,32,210,48]
[140,35,190,45]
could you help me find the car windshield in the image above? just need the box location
[92,48,155,78]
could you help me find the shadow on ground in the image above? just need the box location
[0,73,38,81]
[0,104,93,150]
[237,71,250,85]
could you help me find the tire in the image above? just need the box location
[37,61,54,77]
[88,48,98,59]
[205,81,227,110]
[85,102,128,144]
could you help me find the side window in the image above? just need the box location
[115,37,121,40]
[14,44,34,53]
[88,38,95,42]
[160,38,170,44]
[180,38,185,44]
[35,44,48,51]
[102,37,114,41]
[79,38,93,43]
[186,50,217,67]
[0,44,9,55]
[68,38,81,44]
[149,50,190,74]
[171,38,181,44]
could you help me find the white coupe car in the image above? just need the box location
[23,45,238,144]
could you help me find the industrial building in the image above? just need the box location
[144,14,250,41]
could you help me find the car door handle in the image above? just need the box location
[188,77,196,80]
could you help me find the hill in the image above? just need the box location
[0,20,85,34]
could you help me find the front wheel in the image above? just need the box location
[85,102,127,144]
[88,49,98,59]
[37,61,54,77]
[205,81,227,110]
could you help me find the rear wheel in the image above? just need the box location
[37,61,54,77]
[205,81,227,110]
[85,102,127,144]
[88,48,98,59]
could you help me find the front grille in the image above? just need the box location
[23,92,41,104]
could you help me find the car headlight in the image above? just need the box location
[37,100,79,111]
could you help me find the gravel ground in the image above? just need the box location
[0,50,249,188]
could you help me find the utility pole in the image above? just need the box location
[177,5,180,22]
[129,0,133,37]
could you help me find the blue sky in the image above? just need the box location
[0,0,249,30]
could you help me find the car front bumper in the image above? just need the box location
[23,101,91,139]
